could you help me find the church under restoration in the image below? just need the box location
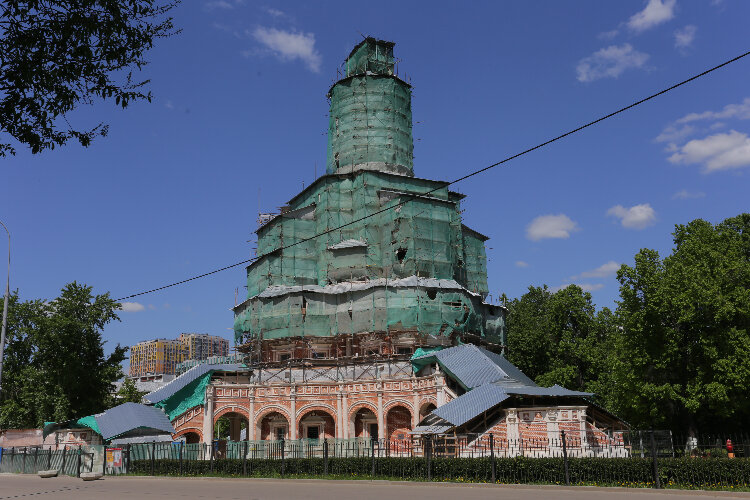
[147,38,626,453]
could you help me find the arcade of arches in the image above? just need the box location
[171,372,448,444]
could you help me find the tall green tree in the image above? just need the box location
[612,214,750,434]
[506,284,615,393]
[0,0,179,156]
[0,283,127,428]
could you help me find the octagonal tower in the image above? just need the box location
[234,38,504,364]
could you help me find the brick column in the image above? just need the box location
[336,390,344,438]
[376,383,384,440]
[436,374,446,406]
[248,389,256,441]
[412,392,420,429]
[290,386,297,440]
[202,385,214,445]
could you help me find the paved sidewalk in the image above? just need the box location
[1,474,749,500]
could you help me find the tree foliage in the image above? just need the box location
[611,213,750,433]
[505,284,615,394]
[0,282,127,428]
[0,0,179,156]
[115,377,146,404]
[506,213,750,434]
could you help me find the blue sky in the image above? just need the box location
[2,0,749,364]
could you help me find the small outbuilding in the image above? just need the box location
[42,402,176,449]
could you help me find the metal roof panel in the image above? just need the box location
[432,384,509,427]
[94,403,175,440]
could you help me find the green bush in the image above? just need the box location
[128,456,750,489]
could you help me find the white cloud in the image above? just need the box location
[526,214,580,241]
[627,0,676,32]
[672,189,705,200]
[598,29,619,40]
[120,302,145,312]
[572,261,621,280]
[607,203,657,229]
[205,0,233,9]
[515,260,529,268]
[668,130,750,172]
[264,7,285,17]
[655,124,694,143]
[675,98,750,124]
[252,27,322,73]
[551,283,605,293]
[576,44,649,82]
[674,25,697,49]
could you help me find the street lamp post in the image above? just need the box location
[0,220,9,395]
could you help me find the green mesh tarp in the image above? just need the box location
[411,346,444,373]
[155,372,213,420]
[235,38,502,349]
[76,415,101,435]
[236,169,502,346]
[42,415,101,440]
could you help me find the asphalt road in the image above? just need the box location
[1,475,749,500]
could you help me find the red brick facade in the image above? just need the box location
[172,370,444,444]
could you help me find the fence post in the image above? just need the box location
[243,440,248,476]
[490,433,496,483]
[280,438,285,477]
[323,439,329,476]
[33,446,39,473]
[561,430,570,486]
[210,441,214,474]
[426,437,432,482]
[650,430,661,489]
[150,441,156,476]
[76,446,81,478]
[61,447,67,475]
[125,444,131,474]
[46,448,52,471]
[102,445,107,475]
[22,447,27,474]
[179,442,184,476]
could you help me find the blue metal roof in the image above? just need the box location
[413,344,537,390]
[429,383,593,429]
[432,384,509,427]
[95,403,175,440]
[143,363,246,404]
[503,384,593,397]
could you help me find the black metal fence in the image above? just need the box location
[0,445,101,476]
[2,431,749,489]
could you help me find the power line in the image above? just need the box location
[115,48,750,302]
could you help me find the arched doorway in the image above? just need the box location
[183,431,201,444]
[258,411,289,441]
[386,405,412,442]
[352,407,378,439]
[419,402,437,421]
[215,411,249,442]
[298,409,335,440]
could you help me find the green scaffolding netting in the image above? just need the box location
[237,170,501,345]
[235,37,501,348]
[155,372,213,420]
[410,346,444,373]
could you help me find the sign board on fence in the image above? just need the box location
[106,448,122,467]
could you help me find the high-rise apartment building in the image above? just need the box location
[178,333,229,361]
[129,339,188,377]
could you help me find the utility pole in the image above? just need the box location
[0,220,10,395]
